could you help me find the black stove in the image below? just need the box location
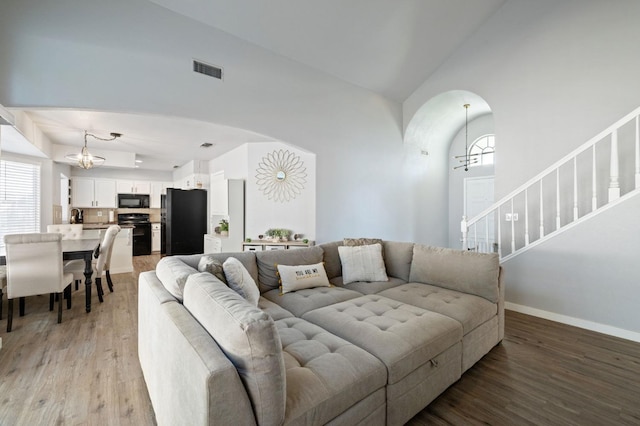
[118,213,151,256]
[118,213,150,225]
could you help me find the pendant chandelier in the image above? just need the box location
[454,103,477,171]
[65,130,121,169]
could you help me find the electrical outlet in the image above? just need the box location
[97,211,102,217]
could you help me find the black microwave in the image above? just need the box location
[118,193,150,208]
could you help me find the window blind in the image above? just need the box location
[0,159,41,250]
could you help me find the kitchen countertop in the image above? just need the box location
[83,223,135,229]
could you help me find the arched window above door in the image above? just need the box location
[468,134,495,167]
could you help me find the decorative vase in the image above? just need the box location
[220,230,228,236]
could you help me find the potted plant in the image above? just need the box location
[265,228,291,242]
[219,219,229,236]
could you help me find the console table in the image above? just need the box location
[242,240,314,251]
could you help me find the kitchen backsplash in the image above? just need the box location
[80,208,162,223]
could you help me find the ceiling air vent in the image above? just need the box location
[193,60,223,80]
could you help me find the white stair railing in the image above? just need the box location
[462,106,640,261]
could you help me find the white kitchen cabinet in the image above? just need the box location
[204,233,244,253]
[203,234,223,253]
[174,174,207,190]
[116,180,151,194]
[151,223,161,252]
[210,173,228,215]
[150,181,173,208]
[72,178,116,208]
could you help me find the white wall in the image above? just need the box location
[405,0,640,199]
[503,192,640,340]
[69,168,173,182]
[210,145,249,180]
[0,0,409,244]
[403,0,640,335]
[211,142,316,241]
[246,143,316,240]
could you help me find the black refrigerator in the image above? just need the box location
[162,188,207,255]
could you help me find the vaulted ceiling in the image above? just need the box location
[4,0,506,170]
[148,0,506,102]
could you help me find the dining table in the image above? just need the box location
[0,238,101,313]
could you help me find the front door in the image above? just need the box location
[464,176,495,251]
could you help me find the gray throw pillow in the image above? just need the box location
[223,257,260,306]
[197,255,227,284]
[343,237,385,259]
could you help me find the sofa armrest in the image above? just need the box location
[138,273,256,426]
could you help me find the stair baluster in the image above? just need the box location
[462,106,640,261]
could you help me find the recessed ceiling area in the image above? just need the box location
[15,109,276,171]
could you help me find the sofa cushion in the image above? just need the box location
[258,297,295,321]
[155,256,199,302]
[277,262,331,294]
[183,272,286,426]
[223,257,260,306]
[379,283,497,334]
[302,295,462,384]
[409,245,500,303]
[255,246,324,293]
[319,241,343,279]
[343,237,385,258]
[262,286,363,317]
[276,317,387,425]
[382,241,414,281]
[197,255,227,284]
[330,276,405,295]
[338,244,388,284]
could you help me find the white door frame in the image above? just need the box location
[464,175,495,251]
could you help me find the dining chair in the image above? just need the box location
[64,225,121,303]
[99,225,121,294]
[47,224,85,289]
[0,265,6,320]
[4,233,74,332]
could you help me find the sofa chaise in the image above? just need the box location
[138,240,504,425]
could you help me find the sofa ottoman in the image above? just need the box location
[302,294,463,426]
[276,316,387,425]
[379,283,499,373]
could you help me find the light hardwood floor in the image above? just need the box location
[0,255,639,425]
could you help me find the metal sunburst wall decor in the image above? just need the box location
[255,149,307,202]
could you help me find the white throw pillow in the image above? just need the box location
[276,262,331,294]
[222,257,260,306]
[338,243,389,284]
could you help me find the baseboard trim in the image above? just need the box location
[505,302,640,343]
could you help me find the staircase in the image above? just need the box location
[462,107,640,262]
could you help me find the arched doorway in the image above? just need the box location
[404,90,494,248]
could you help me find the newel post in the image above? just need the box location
[461,216,468,250]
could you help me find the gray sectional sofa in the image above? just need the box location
[138,240,504,426]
